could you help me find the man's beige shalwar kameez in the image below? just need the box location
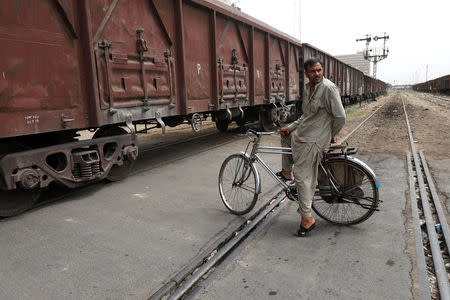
[281,77,346,217]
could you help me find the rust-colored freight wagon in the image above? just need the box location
[0,0,304,216]
[301,43,365,105]
[412,74,450,95]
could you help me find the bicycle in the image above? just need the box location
[218,129,380,225]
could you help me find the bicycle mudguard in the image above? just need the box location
[326,155,379,190]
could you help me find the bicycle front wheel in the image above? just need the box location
[218,153,259,215]
[312,158,379,225]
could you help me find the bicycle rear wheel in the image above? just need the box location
[218,153,259,215]
[312,158,379,225]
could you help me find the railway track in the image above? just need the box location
[415,92,450,109]
[149,187,288,300]
[338,98,390,145]
[403,96,450,300]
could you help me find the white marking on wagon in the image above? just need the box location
[24,115,40,125]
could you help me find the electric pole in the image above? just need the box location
[356,33,389,79]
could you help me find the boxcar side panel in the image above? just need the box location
[215,13,250,108]
[288,44,300,101]
[184,3,212,112]
[269,36,287,102]
[0,1,88,138]
[91,0,179,124]
[253,30,267,105]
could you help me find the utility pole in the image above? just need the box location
[297,0,301,40]
[426,65,428,82]
[356,33,389,79]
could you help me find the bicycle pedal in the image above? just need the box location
[285,187,298,202]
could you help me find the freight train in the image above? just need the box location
[0,0,387,216]
[412,74,450,95]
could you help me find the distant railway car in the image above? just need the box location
[301,43,367,105]
[363,75,387,99]
[364,76,375,99]
[412,74,450,95]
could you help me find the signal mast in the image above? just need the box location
[356,33,389,79]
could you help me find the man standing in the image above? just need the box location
[278,57,346,237]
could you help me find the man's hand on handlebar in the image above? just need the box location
[277,127,290,136]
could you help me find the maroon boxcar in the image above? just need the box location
[412,74,450,95]
[0,0,305,216]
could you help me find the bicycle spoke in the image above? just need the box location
[312,159,378,225]
[219,154,258,215]
[342,194,375,203]
[238,184,256,194]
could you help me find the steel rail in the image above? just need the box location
[406,152,432,300]
[403,98,450,300]
[419,150,450,252]
[149,188,287,300]
[185,196,289,299]
[338,98,390,144]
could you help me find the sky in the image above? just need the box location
[229,0,450,85]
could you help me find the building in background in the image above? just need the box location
[336,51,372,76]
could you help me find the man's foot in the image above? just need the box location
[276,170,292,181]
[293,221,316,237]
[300,217,316,229]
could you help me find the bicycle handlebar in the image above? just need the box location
[246,129,278,138]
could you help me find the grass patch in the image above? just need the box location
[345,107,366,120]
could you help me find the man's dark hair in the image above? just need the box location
[304,57,323,72]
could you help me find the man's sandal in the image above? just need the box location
[276,171,291,182]
[293,222,316,237]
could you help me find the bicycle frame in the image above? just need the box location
[243,132,293,193]
[221,129,379,223]
[242,131,362,198]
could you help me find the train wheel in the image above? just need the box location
[93,126,134,182]
[235,118,246,128]
[258,109,279,132]
[0,188,41,217]
[0,143,40,217]
[215,119,230,132]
